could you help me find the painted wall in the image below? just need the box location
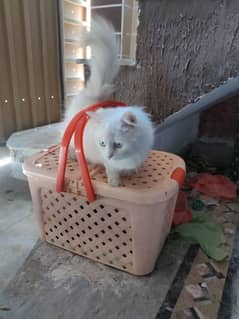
[114,0,239,123]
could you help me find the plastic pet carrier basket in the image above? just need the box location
[23,101,186,275]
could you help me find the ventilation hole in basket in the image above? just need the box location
[100,205,104,209]
[82,230,86,234]
[93,209,98,213]
[100,217,105,222]
[49,228,53,232]
[63,218,67,222]
[143,181,148,184]
[68,214,73,218]
[62,206,66,210]
[88,226,92,230]
[130,238,132,242]
[122,230,127,234]
[107,213,112,217]
[96,256,100,260]
[102,253,106,257]
[80,205,84,210]
[89,238,93,242]
[73,197,77,201]
[122,242,127,246]
[115,221,120,226]
[153,179,158,183]
[122,254,127,258]
[45,232,48,235]
[56,235,59,239]
[115,234,119,238]
[153,168,157,171]
[83,241,86,245]
[49,190,53,194]
[76,233,80,237]
[87,213,91,218]
[81,218,85,222]
[102,242,106,246]
[78,244,81,248]
[57,210,61,214]
[50,202,54,207]
[114,208,119,213]
[48,218,52,222]
[54,225,57,229]
[94,234,99,238]
[108,249,112,253]
[86,201,90,205]
[75,222,79,226]
[70,226,74,230]
[101,230,105,234]
[108,238,112,242]
[90,249,94,253]
[148,174,152,177]
[122,266,127,269]
[122,217,127,222]
[74,210,78,214]
[46,206,49,211]
[52,214,56,218]
[115,246,120,250]
[65,229,69,233]
[108,225,112,230]
[94,222,98,226]
[132,183,137,186]
[60,193,65,198]
[71,237,75,241]
[95,245,99,249]
[130,250,133,254]
[44,194,47,199]
[60,232,64,236]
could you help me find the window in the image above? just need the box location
[91,0,138,65]
[61,0,138,106]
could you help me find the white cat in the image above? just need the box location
[64,17,154,187]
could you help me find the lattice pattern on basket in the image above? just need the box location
[41,188,134,271]
[35,148,175,190]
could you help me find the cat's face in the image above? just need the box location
[92,111,138,162]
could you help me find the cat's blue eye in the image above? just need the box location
[99,140,106,147]
[114,142,122,149]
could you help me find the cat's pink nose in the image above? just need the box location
[108,152,114,159]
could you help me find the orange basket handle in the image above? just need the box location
[171,167,186,188]
[56,101,127,202]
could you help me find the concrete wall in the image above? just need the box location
[113,0,239,123]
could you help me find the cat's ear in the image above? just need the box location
[87,111,102,122]
[120,112,137,130]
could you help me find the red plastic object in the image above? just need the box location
[56,101,126,201]
[171,167,186,188]
[172,191,192,227]
[187,173,238,200]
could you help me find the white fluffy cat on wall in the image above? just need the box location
[63,17,154,187]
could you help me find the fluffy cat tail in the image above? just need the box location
[80,17,119,99]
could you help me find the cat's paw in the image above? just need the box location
[120,169,136,177]
[108,176,120,187]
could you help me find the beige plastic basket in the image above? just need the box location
[23,146,185,275]
[23,101,186,275]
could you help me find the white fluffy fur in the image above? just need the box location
[63,17,154,186]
